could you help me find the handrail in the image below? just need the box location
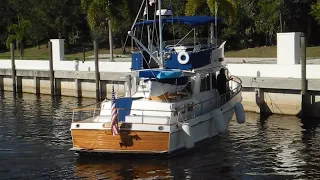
[72,76,242,113]
[71,76,243,122]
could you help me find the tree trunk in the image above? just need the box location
[265,35,268,46]
[16,39,20,52]
[20,41,24,60]
[121,35,126,54]
[36,38,40,49]
[307,16,312,44]
[269,33,273,46]
[108,19,114,61]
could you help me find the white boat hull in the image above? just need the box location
[70,98,238,156]
[168,103,235,154]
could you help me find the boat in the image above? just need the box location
[69,0,245,156]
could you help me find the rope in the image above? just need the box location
[250,78,285,115]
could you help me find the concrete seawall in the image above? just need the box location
[2,33,319,117]
[1,68,320,117]
[239,77,320,117]
[0,69,128,99]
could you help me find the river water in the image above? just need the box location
[1,92,320,180]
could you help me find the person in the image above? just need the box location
[217,68,227,96]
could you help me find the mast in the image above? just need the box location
[215,1,218,48]
[146,0,151,50]
[158,0,164,68]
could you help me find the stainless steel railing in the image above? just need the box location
[71,76,242,123]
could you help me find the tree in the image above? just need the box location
[185,0,237,23]
[81,0,130,60]
[311,0,320,23]
[6,16,31,59]
[254,0,280,46]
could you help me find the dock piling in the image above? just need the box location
[100,80,107,100]
[10,43,16,94]
[75,79,82,98]
[49,41,55,96]
[0,76,3,92]
[16,76,22,93]
[94,40,100,100]
[301,33,310,117]
[54,78,61,96]
[34,77,40,95]
[255,88,265,114]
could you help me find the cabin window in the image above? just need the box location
[211,72,217,89]
[200,74,211,92]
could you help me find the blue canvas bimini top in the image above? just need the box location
[133,16,220,28]
[138,69,183,79]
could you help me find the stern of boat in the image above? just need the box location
[69,107,172,155]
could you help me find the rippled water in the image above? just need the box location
[1,92,320,180]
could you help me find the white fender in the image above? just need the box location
[177,52,190,64]
[235,102,245,124]
[212,109,226,133]
[182,123,194,148]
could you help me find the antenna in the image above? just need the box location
[158,0,164,69]
[215,1,218,48]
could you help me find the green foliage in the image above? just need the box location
[5,17,31,48]
[2,0,320,51]
[255,0,279,34]
[80,0,131,41]
[311,0,320,24]
[185,0,236,24]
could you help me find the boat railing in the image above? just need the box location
[164,38,222,48]
[71,76,242,123]
[174,75,242,122]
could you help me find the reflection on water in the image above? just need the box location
[1,92,320,179]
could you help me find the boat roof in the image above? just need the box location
[133,16,220,28]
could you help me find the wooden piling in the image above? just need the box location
[94,40,100,100]
[100,80,107,100]
[34,77,40,95]
[55,78,61,96]
[0,76,3,92]
[49,41,54,96]
[255,88,265,114]
[301,33,310,116]
[10,43,16,94]
[16,76,22,93]
[75,79,82,98]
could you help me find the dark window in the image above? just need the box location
[211,72,217,89]
[200,74,210,92]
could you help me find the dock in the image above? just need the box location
[1,33,320,117]
[0,69,129,99]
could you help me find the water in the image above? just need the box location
[1,92,320,180]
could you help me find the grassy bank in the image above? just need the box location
[0,44,130,60]
[1,45,320,60]
[225,46,320,58]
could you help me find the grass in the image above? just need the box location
[1,45,320,60]
[225,46,277,58]
[225,46,320,58]
[0,44,131,60]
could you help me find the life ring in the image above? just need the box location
[177,52,190,64]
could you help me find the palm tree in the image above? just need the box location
[6,15,31,60]
[185,0,237,23]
